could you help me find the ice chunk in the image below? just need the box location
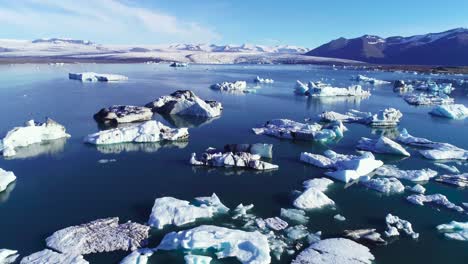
[360,177,405,194]
[1,118,70,157]
[45,217,150,255]
[292,238,375,264]
[280,208,309,224]
[320,108,402,127]
[408,184,426,194]
[436,221,468,241]
[375,165,437,182]
[357,136,410,156]
[232,203,254,219]
[20,249,88,264]
[184,255,213,264]
[0,249,19,264]
[403,93,454,106]
[294,80,309,95]
[415,81,454,94]
[148,194,229,229]
[385,213,419,239]
[190,151,278,170]
[120,249,153,264]
[69,72,128,82]
[170,62,188,67]
[344,229,386,245]
[0,168,16,193]
[407,194,464,213]
[210,81,247,92]
[334,214,346,221]
[223,143,273,158]
[307,83,371,97]
[430,104,468,119]
[293,178,335,210]
[265,217,288,231]
[145,90,222,118]
[157,225,271,264]
[353,75,390,85]
[94,105,153,125]
[434,163,460,174]
[435,173,468,187]
[285,225,309,240]
[254,76,274,83]
[84,121,188,145]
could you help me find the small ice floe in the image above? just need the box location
[254,76,274,83]
[184,255,212,264]
[300,150,383,183]
[156,225,271,264]
[292,238,375,264]
[1,118,70,157]
[344,229,386,245]
[20,249,88,264]
[119,249,153,264]
[385,213,419,239]
[94,106,153,125]
[293,178,335,210]
[334,214,346,221]
[285,225,309,240]
[393,80,413,92]
[97,159,116,164]
[295,80,371,97]
[147,193,229,229]
[353,74,390,85]
[429,104,468,119]
[434,163,460,174]
[145,90,222,118]
[45,217,150,255]
[357,136,410,156]
[360,177,405,194]
[396,128,467,160]
[320,108,403,127]
[0,249,19,264]
[84,121,188,145]
[407,184,426,194]
[69,72,128,82]
[436,221,468,241]
[280,208,309,224]
[265,217,289,231]
[407,194,465,213]
[169,62,188,67]
[253,119,347,142]
[232,203,255,220]
[189,149,278,170]
[0,168,16,193]
[223,143,273,158]
[435,173,468,187]
[375,165,437,182]
[210,81,247,92]
[403,93,454,106]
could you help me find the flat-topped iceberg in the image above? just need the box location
[407,194,464,213]
[343,229,386,245]
[45,217,150,255]
[0,249,19,264]
[300,150,383,183]
[436,221,468,241]
[280,208,309,224]
[320,108,402,127]
[292,238,375,264]
[157,225,271,264]
[357,136,410,156]
[210,81,247,92]
[20,249,88,264]
[354,74,390,85]
[264,217,289,231]
[69,72,128,82]
[360,177,404,194]
[293,178,335,210]
[1,118,70,157]
[403,93,454,105]
[385,213,419,239]
[94,105,153,125]
[223,143,273,158]
[253,119,346,142]
[0,168,16,193]
[120,249,153,264]
[190,150,278,171]
[170,62,188,67]
[435,173,468,187]
[375,165,437,182]
[84,121,188,145]
[430,104,468,119]
[147,193,229,229]
[296,80,371,97]
[408,184,426,194]
[145,90,222,118]
[254,76,274,83]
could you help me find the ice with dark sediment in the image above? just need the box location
[407,193,465,213]
[435,173,468,187]
[93,105,153,125]
[169,62,188,67]
[357,136,410,156]
[375,165,438,182]
[189,149,278,170]
[264,217,289,231]
[320,108,402,127]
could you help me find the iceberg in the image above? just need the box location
[254,76,274,83]
[292,238,375,264]
[353,74,390,85]
[435,173,468,187]
[407,194,464,213]
[429,104,468,119]
[320,108,402,127]
[45,217,150,255]
[433,163,460,174]
[293,178,335,210]
[264,217,289,231]
[357,136,410,156]
[408,184,426,194]
[69,72,128,82]
[223,143,273,158]
[296,80,371,97]
[375,165,437,182]
[393,80,413,92]
[0,168,16,192]
[1,118,70,157]
[436,221,468,241]
[385,213,419,239]
[84,121,188,145]
[415,81,454,94]
[285,225,309,240]
[184,255,213,264]
[145,90,222,118]
[120,249,153,264]
[190,151,278,170]
[210,81,247,92]
[360,177,405,194]
[343,229,386,245]
[94,105,153,125]
[20,249,88,264]
[403,93,454,105]
[147,193,229,229]
[157,225,271,264]
[0,249,19,264]
[334,214,346,221]
[280,208,309,224]
[170,62,188,67]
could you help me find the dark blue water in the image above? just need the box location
[0,63,466,263]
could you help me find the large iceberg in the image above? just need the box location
[0,249,19,264]
[384,213,419,239]
[300,150,383,183]
[210,81,247,92]
[69,72,128,82]
[375,165,437,182]
[223,143,273,158]
[436,221,468,241]
[0,168,16,193]
[280,208,309,224]
[429,104,468,119]
[84,121,188,145]
[94,105,153,125]
[157,225,271,264]
[20,249,88,264]
[353,74,390,85]
[296,80,371,97]
[1,118,70,157]
[357,136,410,156]
[293,178,335,210]
[435,173,468,187]
[291,238,375,264]
[190,151,278,171]
[403,93,454,105]
[407,194,464,213]
[45,217,150,255]
[145,90,222,118]
[320,108,402,127]
[253,119,347,142]
[147,193,229,229]
[360,177,405,194]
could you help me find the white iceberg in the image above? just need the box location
[0,168,16,193]
[334,214,346,221]
[430,104,468,119]
[436,221,468,241]
[435,173,468,187]
[20,249,88,264]
[375,165,437,182]
[360,177,405,194]
[94,105,153,125]
[298,80,371,97]
[264,217,289,231]
[357,136,410,156]
[120,249,153,264]
[210,81,247,92]
[385,213,419,239]
[408,184,426,194]
[190,151,278,170]
[223,143,273,159]
[434,163,460,174]
[1,118,70,157]
[407,194,464,213]
[147,193,229,229]
[84,121,188,145]
[320,108,402,127]
[184,255,213,264]
[280,208,309,224]
[354,74,390,85]
[343,229,386,245]
[254,76,274,83]
[415,81,454,94]
[157,225,271,264]
[145,90,222,118]
[403,93,454,105]
[293,178,335,210]
[69,72,128,82]
[0,249,19,264]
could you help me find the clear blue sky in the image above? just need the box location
[0,0,467,48]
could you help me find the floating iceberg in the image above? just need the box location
[415,81,454,94]
[184,255,213,264]
[157,225,271,264]
[285,225,309,240]
[334,214,346,221]
[254,76,274,83]
[292,238,375,264]
[407,194,464,213]
[403,93,454,105]
[343,229,386,245]
[1,118,70,157]
[360,177,405,194]
[264,217,289,231]
[120,249,153,264]
[0,249,19,264]
[434,163,460,174]
[147,193,229,229]
[84,121,188,145]
[296,80,371,97]
[210,81,247,92]
[293,178,335,210]
[20,249,88,264]
[69,72,128,82]
[45,217,150,255]
[253,119,347,142]
[375,165,437,182]
[435,173,468,187]
[408,184,426,194]
[223,143,273,158]
[280,208,309,224]
[393,80,413,92]
[436,221,468,241]
[145,90,222,118]
[170,62,188,67]
[94,105,153,125]
[190,150,278,171]
[385,213,419,239]
[320,108,402,127]
[0,168,16,193]
[353,75,390,85]
[300,150,383,183]
[429,104,468,119]
[357,136,410,156]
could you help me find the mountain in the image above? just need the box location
[306,28,468,66]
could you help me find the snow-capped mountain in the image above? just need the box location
[307,28,468,66]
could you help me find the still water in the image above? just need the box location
[0,63,466,263]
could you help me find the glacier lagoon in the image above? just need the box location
[0,63,466,263]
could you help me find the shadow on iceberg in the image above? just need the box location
[161,114,219,128]
[3,137,68,160]
[94,141,189,154]
[0,182,16,203]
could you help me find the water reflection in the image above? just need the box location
[370,127,400,139]
[161,114,219,128]
[0,182,15,203]
[4,137,67,159]
[305,95,369,111]
[95,141,188,154]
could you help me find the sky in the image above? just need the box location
[0,0,467,48]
